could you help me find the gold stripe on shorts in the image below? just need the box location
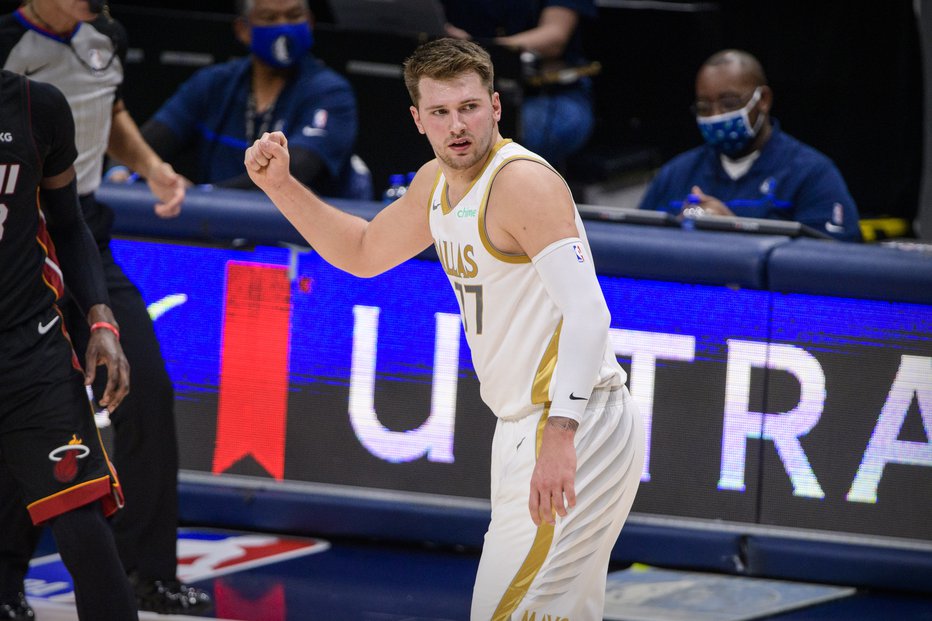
[491,405,554,620]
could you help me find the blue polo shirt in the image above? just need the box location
[151,54,357,197]
[638,123,862,241]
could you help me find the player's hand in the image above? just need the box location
[528,417,578,526]
[245,131,291,191]
[83,308,130,412]
[146,160,186,219]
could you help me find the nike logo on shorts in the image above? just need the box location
[24,64,50,76]
[569,392,588,401]
[38,315,60,335]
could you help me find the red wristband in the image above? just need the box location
[90,321,120,340]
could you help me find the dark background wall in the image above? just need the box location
[582,0,922,221]
[2,0,922,223]
[721,0,922,222]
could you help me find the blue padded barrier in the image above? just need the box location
[98,182,380,248]
[179,476,491,550]
[584,219,788,289]
[612,520,746,574]
[101,182,788,290]
[769,238,932,305]
[745,535,932,595]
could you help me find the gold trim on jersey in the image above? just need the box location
[91,396,124,508]
[531,319,562,404]
[491,405,555,621]
[428,167,444,218]
[535,403,551,457]
[439,139,512,216]
[477,152,560,265]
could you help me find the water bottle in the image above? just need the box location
[382,174,406,205]
[680,193,704,229]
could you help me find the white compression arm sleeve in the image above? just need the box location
[532,237,612,422]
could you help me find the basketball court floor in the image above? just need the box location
[24,526,932,621]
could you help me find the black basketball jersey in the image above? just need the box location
[0,69,78,331]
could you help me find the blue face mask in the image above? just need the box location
[696,87,764,157]
[250,22,313,69]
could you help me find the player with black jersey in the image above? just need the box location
[0,69,137,620]
[0,1,210,614]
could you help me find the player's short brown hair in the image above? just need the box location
[403,38,495,106]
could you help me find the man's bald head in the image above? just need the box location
[700,49,768,88]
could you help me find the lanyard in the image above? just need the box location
[245,92,276,142]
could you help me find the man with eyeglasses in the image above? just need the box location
[638,49,862,242]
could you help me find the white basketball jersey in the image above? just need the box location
[428,140,625,420]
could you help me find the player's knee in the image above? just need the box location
[50,503,113,567]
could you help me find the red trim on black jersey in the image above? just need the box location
[34,202,65,299]
[26,475,121,525]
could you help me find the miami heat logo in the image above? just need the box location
[49,435,90,483]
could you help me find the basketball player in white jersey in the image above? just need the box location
[246,38,645,620]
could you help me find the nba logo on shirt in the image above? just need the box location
[832,202,844,224]
[573,243,585,263]
[759,177,775,195]
[313,109,328,129]
[89,49,105,71]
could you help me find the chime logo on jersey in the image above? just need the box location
[48,434,90,483]
[573,243,585,263]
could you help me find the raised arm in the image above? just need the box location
[245,131,435,277]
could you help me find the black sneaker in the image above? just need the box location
[0,593,34,620]
[134,579,212,615]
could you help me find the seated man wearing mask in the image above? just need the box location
[638,49,862,242]
[129,0,370,199]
